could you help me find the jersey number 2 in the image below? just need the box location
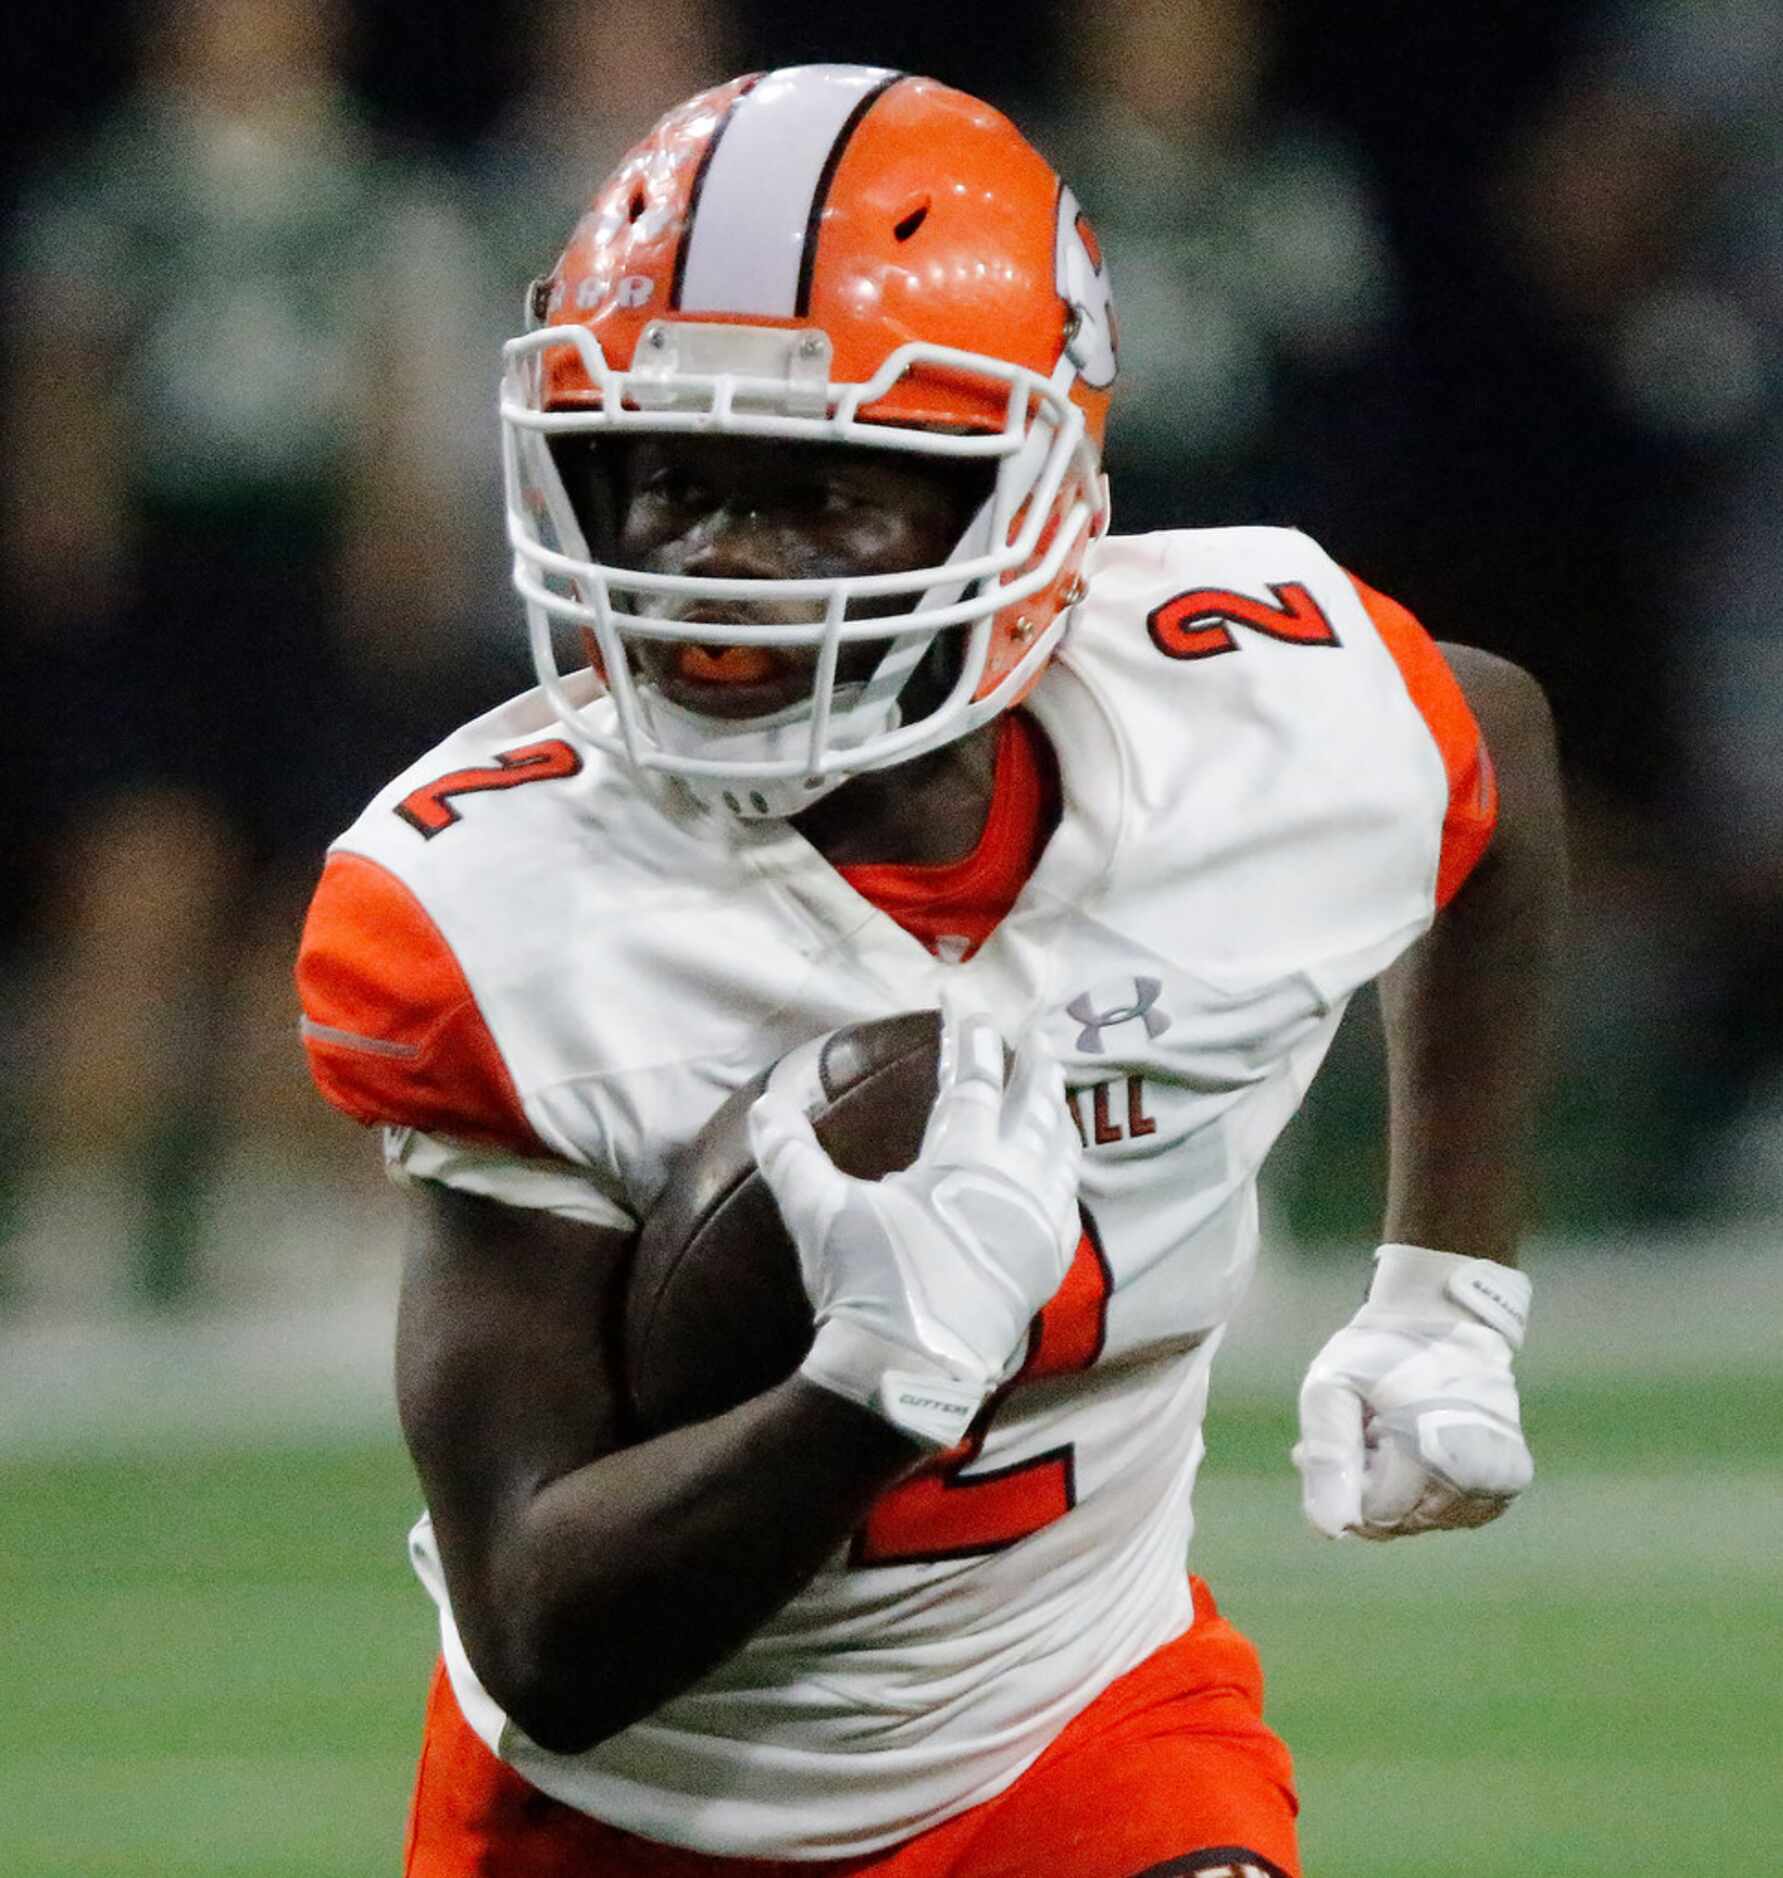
[395,739,582,838]
[1148,580,1340,661]
[850,1211,1114,1568]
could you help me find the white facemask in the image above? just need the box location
[502,320,1101,818]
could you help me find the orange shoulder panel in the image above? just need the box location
[295,851,540,1153]
[1347,573,1498,909]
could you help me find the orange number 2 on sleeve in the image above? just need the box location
[850,1211,1114,1568]
[1147,581,1340,662]
[395,739,583,839]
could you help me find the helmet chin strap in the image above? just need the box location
[638,680,904,820]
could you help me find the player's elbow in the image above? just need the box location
[447,1551,646,1754]
[503,1680,621,1758]
[443,1510,715,1754]
[460,1609,639,1756]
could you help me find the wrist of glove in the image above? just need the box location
[750,997,1082,1450]
[1293,1243,1534,1540]
[801,1317,992,1451]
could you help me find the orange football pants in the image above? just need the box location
[403,1577,1299,1878]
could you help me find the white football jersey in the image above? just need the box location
[299,524,1494,1858]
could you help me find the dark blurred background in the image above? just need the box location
[3,0,1778,1319]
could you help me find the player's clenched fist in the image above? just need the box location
[1293,1244,1533,1540]
[749,991,1082,1449]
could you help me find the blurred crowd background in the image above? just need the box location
[1,0,1777,1320]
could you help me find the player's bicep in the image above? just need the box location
[395,1181,636,1601]
[1345,574,1498,907]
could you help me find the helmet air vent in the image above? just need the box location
[893,198,931,242]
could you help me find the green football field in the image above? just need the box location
[5,1365,1775,1877]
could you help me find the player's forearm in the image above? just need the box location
[1379,653,1566,1264]
[462,1376,919,1754]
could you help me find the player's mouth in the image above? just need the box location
[677,643,786,686]
[638,628,812,720]
[633,605,891,721]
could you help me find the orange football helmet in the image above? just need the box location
[503,63,1115,817]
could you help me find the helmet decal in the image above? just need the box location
[673,65,902,319]
[1055,186,1117,390]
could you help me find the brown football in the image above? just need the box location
[624,1009,945,1437]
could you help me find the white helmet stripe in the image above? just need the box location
[674,65,900,319]
[666,73,759,311]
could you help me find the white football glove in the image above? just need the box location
[748,994,1082,1449]
[1294,1243,1533,1540]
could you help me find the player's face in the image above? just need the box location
[566,435,983,722]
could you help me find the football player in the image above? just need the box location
[298,65,1565,1878]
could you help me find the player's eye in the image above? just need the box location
[639,468,709,508]
[789,479,865,519]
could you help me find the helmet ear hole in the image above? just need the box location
[893,197,930,242]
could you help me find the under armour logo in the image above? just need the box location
[1066,977,1171,1054]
